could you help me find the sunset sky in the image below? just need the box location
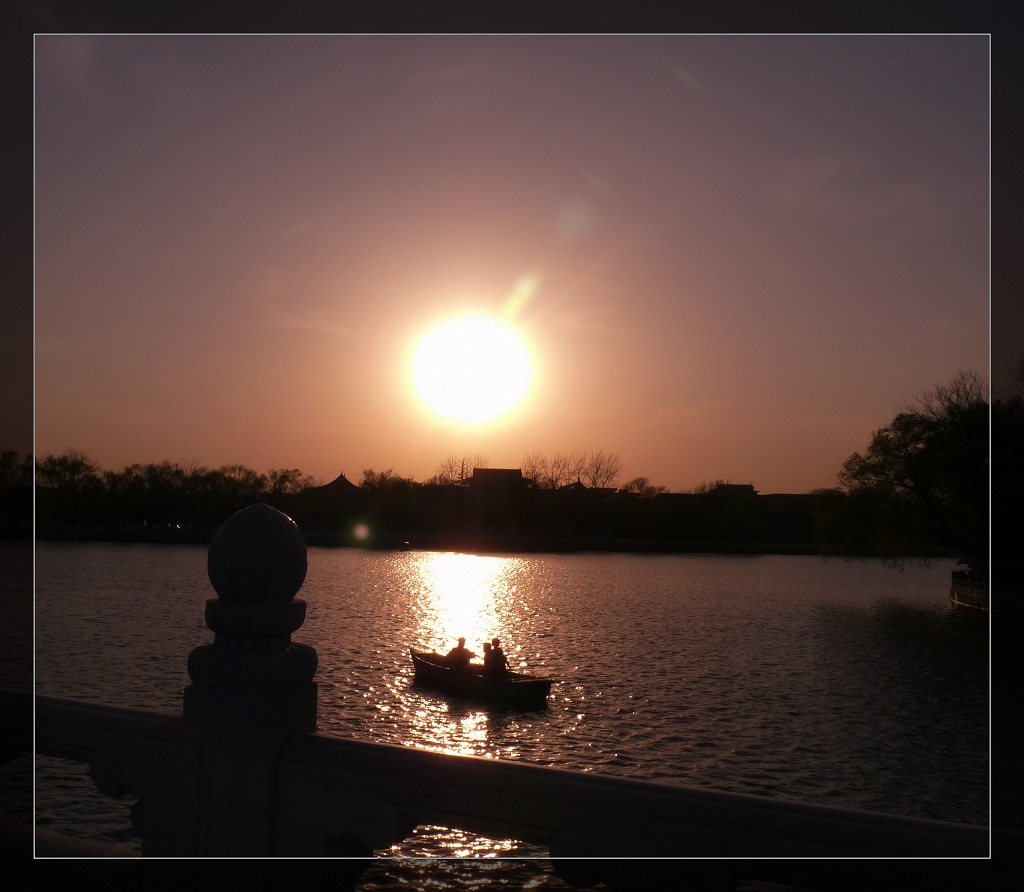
[34,34,990,494]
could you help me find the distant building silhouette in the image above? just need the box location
[468,468,533,536]
[468,467,532,491]
[706,483,758,497]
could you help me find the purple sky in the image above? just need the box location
[34,35,990,493]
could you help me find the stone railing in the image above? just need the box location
[11,504,1006,889]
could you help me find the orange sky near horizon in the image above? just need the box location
[33,35,990,494]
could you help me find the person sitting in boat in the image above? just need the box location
[481,641,492,673]
[445,637,475,670]
[486,637,508,678]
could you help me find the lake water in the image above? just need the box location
[20,542,990,877]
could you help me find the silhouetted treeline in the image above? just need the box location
[814,369,1004,571]
[9,449,829,553]
[23,452,319,540]
[9,362,1014,562]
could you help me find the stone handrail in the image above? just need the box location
[19,688,988,860]
[277,729,990,859]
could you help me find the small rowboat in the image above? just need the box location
[409,649,553,708]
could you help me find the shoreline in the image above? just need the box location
[28,525,831,556]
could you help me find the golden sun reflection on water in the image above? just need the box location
[383,824,532,860]
[402,708,497,759]
[410,552,516,657]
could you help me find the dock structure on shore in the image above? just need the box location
[8,504,1012,889]
[950,568,989,610]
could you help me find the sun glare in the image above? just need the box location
[411,316,533,424]
[413,552,509,648]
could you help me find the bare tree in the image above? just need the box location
[689,479,726,494]
[266,468,317,496]
[463,453,490,478]
[520,452,547,487]
[429,453,489,485]
[566,451,587,484]
[360,468,414,491]
[428,455,458,485]
[181,456,207,477]
[549,452,575,488]
[582,449,621,488]
[218,464,267,491]
[621,475,668,496]
[522,450,621,488]
[35,448,101,489]
[912,368,987,423]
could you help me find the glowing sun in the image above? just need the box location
[412,316,533,423]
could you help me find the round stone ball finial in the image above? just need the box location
[207,503,307,603]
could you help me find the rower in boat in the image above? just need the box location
[484,637,508,679]
[445,637,475,670]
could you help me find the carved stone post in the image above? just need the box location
[162,503,318,855]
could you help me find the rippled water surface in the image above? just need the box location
[28,543,989,862]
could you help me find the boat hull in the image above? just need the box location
[410,649,552,707]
